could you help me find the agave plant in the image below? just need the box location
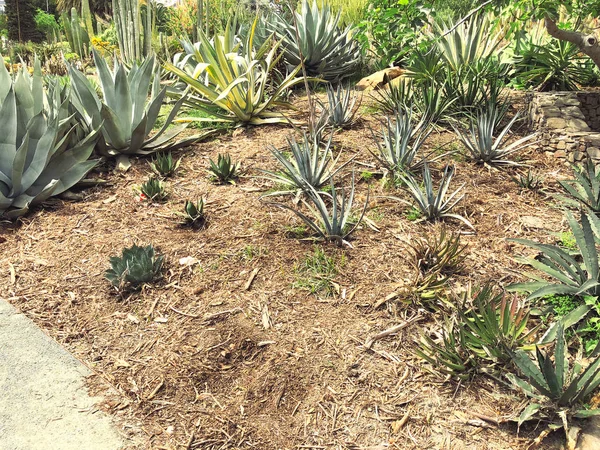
[453,107,536,166]
[318,84,359,128]
[68,50,200,168]
[0,57,99,219]
[512,169,544,192]
[415,81,458,126]
[409,226,467,277]
[369,106,432,176]
[208,154,239,184]
[179,199,206,229]
[140,177,168,202]
[557,157,600,212]
[269,174,368,247]
[507,324,600,431]
[270,0,360,81]
[391,164,473,229]
[105,244,164,290]
[165,18,303,126]
[149,152,181,177]
[262,133,350,196]
[370,77,415,115]
[508,210,600,300]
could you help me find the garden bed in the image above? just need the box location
[0,94,571,449]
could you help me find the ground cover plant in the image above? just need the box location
[5,0,600,449]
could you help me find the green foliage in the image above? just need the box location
[559,231,578,252]
[180,199,206,228]
[5,0,43,42]
[69,51,200,166]
[369,106,432,176]
[356,0,431,69]
[507,324,600,428]
[508,210,600,300]
[166,18,303,125]
[140,177,168,202]
[546,294,578,317]
[511,169,544,192]
[208,153,239,184]
[453,106,536,167]
[105,244,164,290]
[557,157,600,213]
[35,9,60,40]
[293,246,342,296]
[271,0,361,81]
[270,174,368,247]
[409,227,466,277]
[369,77,415,115]
[318,84,359,128]
[0,57,99,219]
[149,152,181,177]
[390,163,473,229]
[262,133,349,196]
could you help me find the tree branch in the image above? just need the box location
[544,16,600,69]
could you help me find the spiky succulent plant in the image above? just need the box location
[271,0,361,81]
[0,56,99,219]
[68,50,201,168]
[105,244,164,290]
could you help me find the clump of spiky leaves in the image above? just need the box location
[409,226,467,276]
[68,50,201,168]
[508,210,600,300]
[166,18,303,126]
[208,153,239,184]
[416,284,536,378]
[149,152,181,177]
[507,324,600,434]
[453,105,536,166]
[370,77,415,115]
[512,169,544,192]
[262,133,349,196]
[0,55,100,219]
[269,174,368,247]
[271,0,360,82]
[369,106,432,176]
[318,83,359,128]
[179,199,206,229]
[140,177,168,202]
[557,157,600,213]
[392,164,473,230]
[105,244,164,291]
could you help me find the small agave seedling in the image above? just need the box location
[140,177,168,202]
[105,244,164,290]
[208,153,239,184]
[149,152,181,177]
[179,199,206,228]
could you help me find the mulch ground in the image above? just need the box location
[0,91,574,449]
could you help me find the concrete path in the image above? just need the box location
[0,299,125,450]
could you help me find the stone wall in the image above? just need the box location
[528,92,600,162]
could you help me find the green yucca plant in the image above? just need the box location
[140,177,168,202]
[557,157,600,212]
[0,56,99,219]
[370,77,415,115]
[318,83,359,128]
[166,18,303,126]
[262,133,350,196]
[391,164,473,229]
[179,199,206,228]
[369,106,432,176]
[69,50,200,167]
[415,81,458,126]
[453,108,536,167]
[507,324,600,430]
[269,174,368,247]
[149,152,181,177]
[208,153,239,184]
[507,210,600,300]
[105,244,164,290]
[271,0,361,81]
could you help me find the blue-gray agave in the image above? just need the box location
[68,50,201,167]
[0,60,99,219]
[271,0,361,82]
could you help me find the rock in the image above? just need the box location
[521,216,547,229]
[557,140,567,150]
[576,416,600,450]
[541,106,562,118]
[356,67,404,91]
[567,118,591,132]
[587,147,600,159]
[564,97,581,106]
[555,150,566,158]
[547,117,567,129]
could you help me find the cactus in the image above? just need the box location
[61,8,90,59]
[81,0,94,37]
[113,0,153,64]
